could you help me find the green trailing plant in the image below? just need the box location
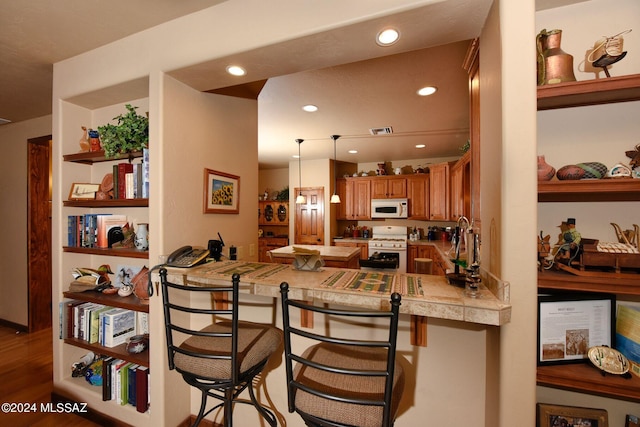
[97,104,149,158]
[276,186,289,201]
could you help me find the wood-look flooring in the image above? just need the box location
[0,326,101,427]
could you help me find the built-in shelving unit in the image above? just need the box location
[56,100,151,424]
[536,74,640,403]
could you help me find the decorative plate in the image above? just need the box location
[587,346,629,375]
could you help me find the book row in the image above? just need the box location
[67,214,128,248]
[100,356,149,413]
[60,300,149,348]
[111,156,149,200]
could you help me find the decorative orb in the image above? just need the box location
[577,162,608,179]
[556,165,585,180]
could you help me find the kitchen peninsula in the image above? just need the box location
[162,260,511,326]
[268,244,361,269]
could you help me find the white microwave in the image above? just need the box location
[371,198,408,218]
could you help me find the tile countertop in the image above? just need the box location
[162,260,511,326]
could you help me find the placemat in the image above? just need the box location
[197,261,290,279]
[321,271,395,294]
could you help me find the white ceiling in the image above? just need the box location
[1,0,582,167]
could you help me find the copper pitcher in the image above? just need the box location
[537,29,576,85]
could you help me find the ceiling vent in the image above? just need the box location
[369,126,393,135]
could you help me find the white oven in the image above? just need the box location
[360,225,407,273]
[371,198,408,219]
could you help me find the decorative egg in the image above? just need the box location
[556,165,585,180]
[577,162,608,179]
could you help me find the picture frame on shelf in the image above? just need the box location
[626,414,639,427]
[203,168,240,214]
[68,183,100,200]
[537,292,615,365]
[536,403,608,427]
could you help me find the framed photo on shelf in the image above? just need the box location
[537,403,608,427]
[537,292,615,365]
[68,183,100,200]
[626,414,640,427]
[203,168,240,214]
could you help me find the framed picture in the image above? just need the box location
[626,414,640,427]
[537,403,608,427]
[538,292,615,365]
[68,183,100,200]
[203,168,240,214]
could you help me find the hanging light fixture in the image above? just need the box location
[330,135,341,204]
[295,139,306,204]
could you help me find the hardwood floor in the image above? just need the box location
[0,326,101,427]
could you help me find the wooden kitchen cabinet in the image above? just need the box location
[259,200,289,225]
[450,151,471,221]
[336,177,371,220]
[428,162,453,221]
[406,174,429,220]
[334,240,369,260]
[407,244,447,275]
[370,176,407,199]
[258,236,289,262]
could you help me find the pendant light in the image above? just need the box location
[330,135,341,204]
[295,139,306,204]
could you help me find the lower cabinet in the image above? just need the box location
[408,244,447,275]
[333,240,369,260]
[258,237,289,262]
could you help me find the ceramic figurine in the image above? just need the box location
[79,126,90,152]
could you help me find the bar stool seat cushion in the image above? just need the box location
[174,321,282,380]
[293,342,405,427]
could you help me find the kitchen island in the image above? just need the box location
[163,260,511,326]
[267,244,361,269]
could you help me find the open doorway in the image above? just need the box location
[27,135,52,332]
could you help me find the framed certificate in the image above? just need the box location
[537,292,616,365]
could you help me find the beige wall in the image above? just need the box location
[0,115,52,326]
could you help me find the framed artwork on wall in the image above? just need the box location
[537,403,608,427]
[203,168,240,214]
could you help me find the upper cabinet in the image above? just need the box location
[450,151,471,221]
[336,177,372,220]
[370,176,407,199]
[428,162,453,221]
[463,38,481,229]
[406,174,429,220]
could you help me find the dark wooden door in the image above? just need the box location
[27,135,52,332]
[294,187,324,245]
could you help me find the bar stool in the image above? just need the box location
[414,258,433,274]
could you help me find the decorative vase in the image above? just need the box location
[537,155,556,181]
[88,128,101,152]
[79,126,90,152]
[135,223,149,250]
[537,29,577,85]
[131,266,150,304]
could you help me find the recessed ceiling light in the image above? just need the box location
[292,154,300,159]
[302,104,318,112]
[376,28,400,46]
[415,144,426,149]
[226,65,246,76]
[348,150,358,154]
[417,86,437,96]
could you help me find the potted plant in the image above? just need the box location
[97,104,149,158]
